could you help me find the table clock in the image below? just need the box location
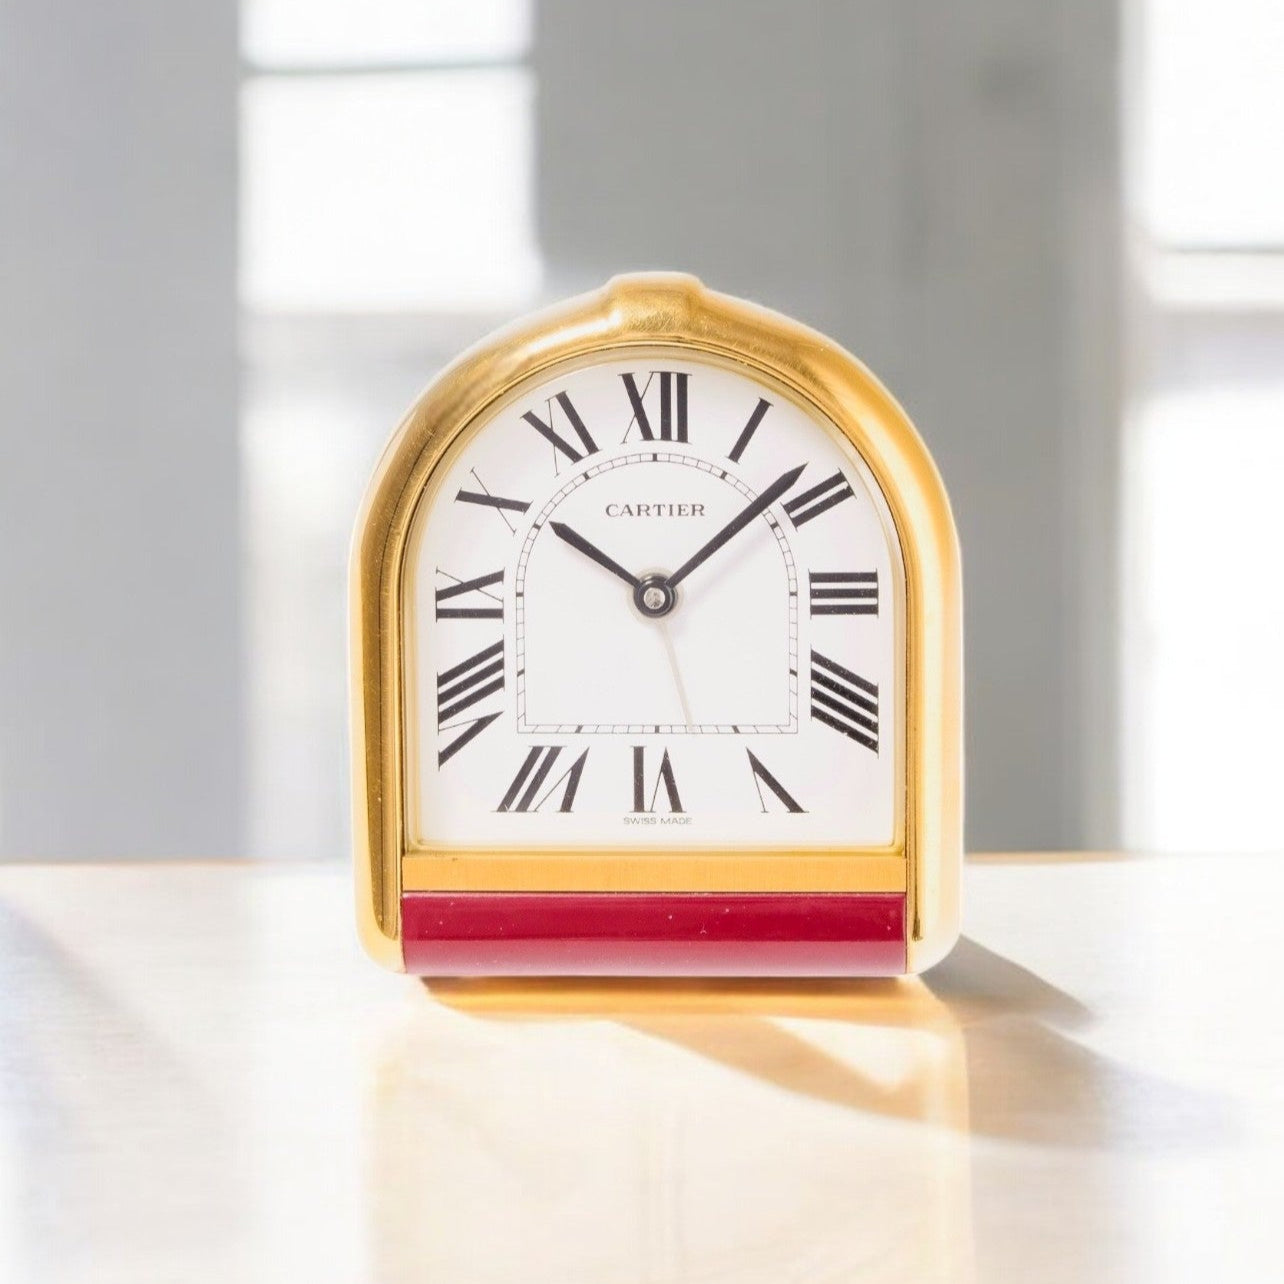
[351,274,961,976]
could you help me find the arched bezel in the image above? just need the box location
[351,274,962,972]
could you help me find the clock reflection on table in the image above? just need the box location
[362,929,1233,1283]
[367,974,971,1281]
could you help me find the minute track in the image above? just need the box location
[513,451,800,736]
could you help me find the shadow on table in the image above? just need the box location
[367,870,1245,1283]
[369,932,1239,1283]
[423,935,1232,1153]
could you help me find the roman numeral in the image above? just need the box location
[621,371,689,443]
[434,568,504,620]
[810,650,879,753]
[436,640,505,766]
[455,469,530,533]
[497,745,589,813]
[809,570,878,616]
[632,745,683,813]
[746,750,805,813]
[783,469,854,527]
[523,392,599,469]
[727,397,771,463]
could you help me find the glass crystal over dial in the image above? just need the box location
[404,353,904,849]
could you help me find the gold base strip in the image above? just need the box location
[402,851,906,894]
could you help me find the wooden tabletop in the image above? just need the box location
[1,854,1279,1283]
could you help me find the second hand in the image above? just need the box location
[656,618,694,727]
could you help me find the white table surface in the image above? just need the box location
[1,854,1279,1283]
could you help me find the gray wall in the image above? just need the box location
[536,1,1122,850]
[0,0,1120,857]
[0,1,242,856]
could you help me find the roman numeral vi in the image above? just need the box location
[810,650,879,753]
[632,745,683,813]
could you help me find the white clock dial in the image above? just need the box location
[404,354,904,849]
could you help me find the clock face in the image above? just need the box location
[404,352,904,850]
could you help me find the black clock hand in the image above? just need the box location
[549,521,642,590]
[666,463,806,590]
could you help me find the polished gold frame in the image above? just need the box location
[351,274,962,972]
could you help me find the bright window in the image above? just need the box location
[241,70,538,311]
[240,1,537,313]
[238,2,538,857]
[1134,0,1284,247]
[1125,0,1284,851]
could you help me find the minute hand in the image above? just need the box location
[666,464,806,590]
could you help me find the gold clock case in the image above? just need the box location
[351,274,963,973]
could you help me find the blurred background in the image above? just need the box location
[1,0,1281,862]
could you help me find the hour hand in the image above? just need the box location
[549,521,642,590]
